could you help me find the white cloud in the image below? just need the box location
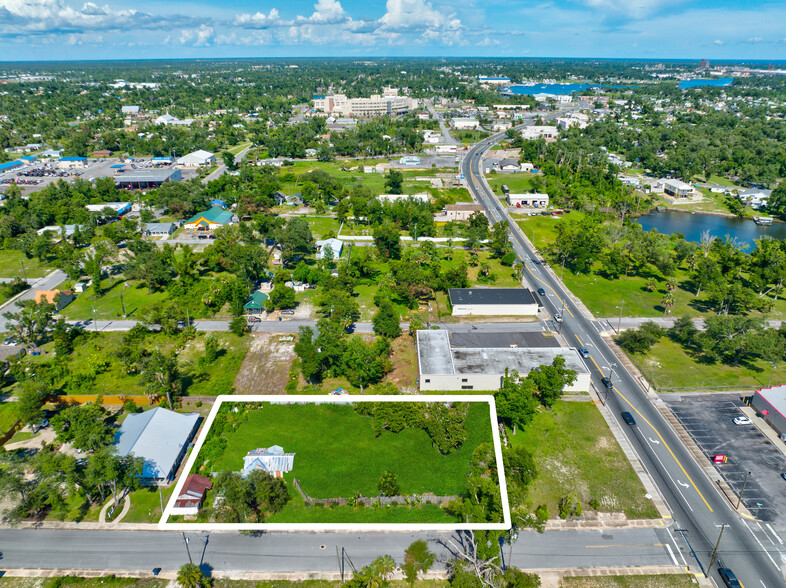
[305,0,345,24]
[746,36,763,43]
[234,8,281,28]
[713,39,724,45]
[179,24,213,47]
[379,0,461,32]
[580,0,685,20]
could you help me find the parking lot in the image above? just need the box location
[664,393,786,532]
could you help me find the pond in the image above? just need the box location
[637,210,786,250]
[679,78,734,89]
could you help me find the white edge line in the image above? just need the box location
[158,394,511,532]
[666,528,688,567]
[665,543,678,567]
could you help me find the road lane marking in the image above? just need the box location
[584,353,712,512]
[524,265,575,318]
[666,528,688,567]
[665,543,679,566]
[744,520,779,568]
[585,543,665,548]
[765,523,783,545]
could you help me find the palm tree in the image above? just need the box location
[661,292,675,314]
[645,278,657,292]
[177,563,204,588]
[666,277,678,293]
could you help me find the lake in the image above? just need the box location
[637,210,786,250]
[502,83,596,95]
[679,78,734,89]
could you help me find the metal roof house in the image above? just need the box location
[172,474,212,516]
[448,288,539,316]
[114,407,200,485]
[242,446,295,479]
[315,238,343,260]
[243,291,269,314]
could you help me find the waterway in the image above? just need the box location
[502,83,596,95]
[679,78,734,89]
[637,210,786,250]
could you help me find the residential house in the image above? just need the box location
[243,291,269,314]
[315,238,343,260]
[435,204,484,222]
[172,474,212,516]
[143,222,176,237]
[34,289,75,312]
[499,159,522,172]
[242,446,295,479]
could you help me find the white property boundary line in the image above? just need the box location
[159,394,511,532]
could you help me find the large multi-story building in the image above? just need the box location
[313,87,415,117]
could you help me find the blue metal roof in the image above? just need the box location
[0,160,23,171]
[59,156,87,162]
[114,407,199,480]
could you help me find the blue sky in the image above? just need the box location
[0,0,785,61]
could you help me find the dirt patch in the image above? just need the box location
[234,333,296,395]
[385,336,419,392]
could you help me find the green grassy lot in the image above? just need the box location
[7,430,35,443]
[227,141,253,156]
[559,576,696,588]
[203,402,494,499]
[486,173,536,195]
[0,578,167,588]
[0,250,53,279]
[123,484,176,523]
[510,401,659,519]
[60,279,168,321]
[305,216,341,238]
[633,338,784,392]
[0,402,19,434]
[23,331,250,397]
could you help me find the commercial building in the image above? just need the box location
[314,88,415,118]
[448,288,539,316]
[452,118,480,130]
[377,193,430,204]
[114,407,200,485]
[435,204,485,222]
[115,169,182,190]
[315,238,344,260]
[435,145,458,154]
[121,105,140,115]
[499,158,522,171]
[183,207,234,231]
[416,329,591,392]
[507,193,549,208]
[478,76,511,85]
[752,386,786,437]
[520,126,558,140]
[0,160,24,174]
[176,150,215,167]
[57,156,88,169]
[155,114,194,127]
[143,222,177,237]
[85,201,132,215]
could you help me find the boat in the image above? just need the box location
[754,217,773,226]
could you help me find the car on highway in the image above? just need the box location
[732,416,752,425]
[554,313,563,323]
[601,377,612,388]
[578,346,590,358]
[718,568,741,588]
[537,288,546,296]
[621,412,636,426]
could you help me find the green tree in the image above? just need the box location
[378,470,400,497]
[229,316,249,337]
[140,350,182,408]
[222,151,237,171]
[265,284,296,311]
[384,170,404,194]
[16,380,51,425]
[204,335,219,364]
[277,217,315,266]
[177,563,206,588]
[403,540,436,586]
[374,221,402,260]
[51,404,114,452]
[3,299,55,347]
[372,300,401,339]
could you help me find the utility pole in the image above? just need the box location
[119,290,126,318]
[558,299,565,334]
[560,256,565,282]
[736,471,751,510]
[91,306,98,332]
[647,362,660,393]
[19,259,27,282]
[181,532,193,565]
[617,300,625,332]
[708,524,727,571]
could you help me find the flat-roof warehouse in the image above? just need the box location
[752,385,786,437]
[416,329,590,392]
[115,168,182,190]
[448,288,539,316]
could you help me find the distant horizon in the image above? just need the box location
[1,0,785,62]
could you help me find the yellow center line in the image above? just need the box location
[525,265,576,318]
[586,543,666,549]
[583,352,713,512]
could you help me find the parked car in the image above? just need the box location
[281,309,295,316]
[718,568,741,588]
[246,316,261,323]
[621,412,636,426]
[578,346,590,358]
[732,416,752,425]
[537,288,546,296]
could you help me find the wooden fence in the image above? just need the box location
[52,395,152,406]
[292,478,457,507]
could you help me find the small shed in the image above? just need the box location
[172,474,213,516]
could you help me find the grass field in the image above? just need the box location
[0,250,53,279]
[486,173,536,195]
[60,279,168,321]
[559,575,696,588]
[305,216,341,238]
[510,401,659,519]
[124,484,176,523]
[227,141,253,156]
[203,401,494,499]
[0,401,19,434]
[0,578,166,588]
[634,338,783,391]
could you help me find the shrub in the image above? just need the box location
[588,497,601,511]
[615,321,665,354]
[534,504,549,521]
[559,493,582,519]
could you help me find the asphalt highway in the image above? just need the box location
[462,123,786,587]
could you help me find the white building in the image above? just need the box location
[739,188,772,209]
[85,202,132,215]
[177,150,215,167]
[478,76,511,85]
[508,193,549,208]
[315,238,344,260]
[491,121,512,131]
[520,163,534,172]
[242,446,295,479]
[520,126,558,140]
[155,114,195,126]
[661,179,696,199]
[435,145,458,154]
[452,118,480,130]
[449,288,539,316]
[435,204,485,222]
[416,330,591,392]
[314,88,415,118]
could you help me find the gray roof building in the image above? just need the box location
[114,407,199,483]
[449,288,537,307]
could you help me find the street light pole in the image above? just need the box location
[91,306,98,332]
[647,362,659,393]
[736,471,751,510]
[20,259,27,282]
[617,300,625,333]
[181,532,193,565]
[708,524,727,571]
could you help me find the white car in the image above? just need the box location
[554,313,563,323]
[733,416,752,426]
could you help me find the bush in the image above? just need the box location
[534,504,549,521]
[588,497,601,511]
[122,399,140,414]
[229,316,248,337]
[668,315,699,345]
[378,470,400,497]
[559,493,582,519]
[615,320,665,354]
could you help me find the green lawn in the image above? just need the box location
[306,216,341,238]
[60,279,168,321]
[227,141,253,156]
[559,576,696,588]
[633,338,784,392]
[0,402,19,434]
[0,250,53,279]
[0,578,166,588]
[123,484,176,523]
[202,402,494,499]
[510,401,659,519]
[486,173,536,195]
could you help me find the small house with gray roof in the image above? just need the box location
[242,446,295,479]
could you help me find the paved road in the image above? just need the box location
[0,528,674,573]
[463,125,786,587]
[201,144,253,185]
[0,270,67,331]
[425,99,458,146]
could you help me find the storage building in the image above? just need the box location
[448,288,539,316]
[176,150,215,167]
[508,193,549,208]
[752,386,786,437]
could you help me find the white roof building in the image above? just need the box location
[520,126,558,140]
[315,238,344,260]
[177,150,215,167]
[242,446,295,479]
[377,193,430,204]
